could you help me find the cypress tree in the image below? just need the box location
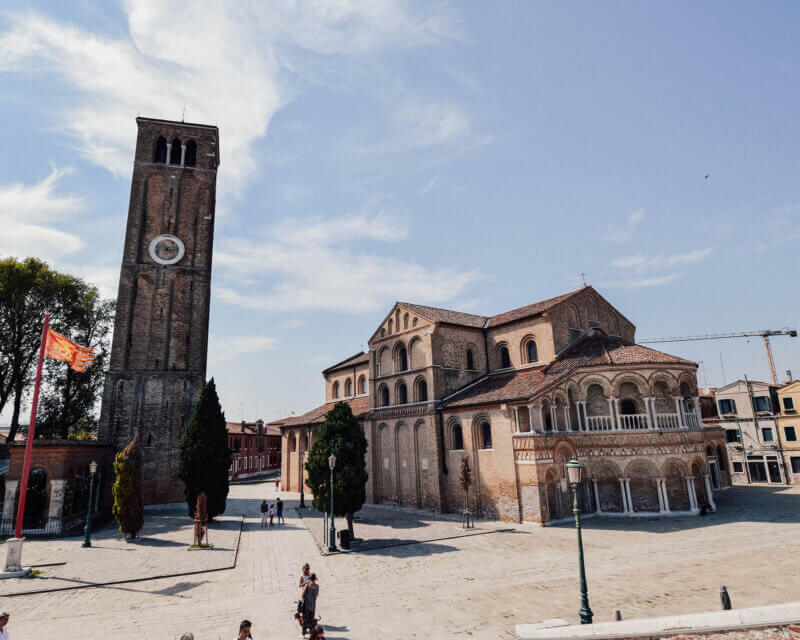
[305,401,368,536]
[179,378,231,520]
[112,434,144,539]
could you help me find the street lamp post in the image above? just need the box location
[299,451,305,509]
[82,460,99,548]
[328,454,337,552]
[565,458,593,625]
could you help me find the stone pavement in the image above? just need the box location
[0,505,241,596]
[299,499,513,553]
[2,482,800,639]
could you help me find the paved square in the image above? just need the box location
[3,482,799,639]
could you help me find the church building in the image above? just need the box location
[276,286,729,524]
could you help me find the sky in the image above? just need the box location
[1,1,799,425]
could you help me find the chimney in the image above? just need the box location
[787,370,793,383]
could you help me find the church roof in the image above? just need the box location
[397,302,487,328]
[322,351,369,374]
[442,331,694,409]
[399,286,589,331]
[273,396,370,429]
[226,421,281,436]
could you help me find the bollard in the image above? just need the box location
[720,585,732,610]
[615,610,622,621]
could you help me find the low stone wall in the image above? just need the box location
[515,601,800,639]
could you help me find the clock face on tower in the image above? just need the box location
[148,234,186,265]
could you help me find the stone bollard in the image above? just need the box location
[720,585,732,610]
[615,610,622,621]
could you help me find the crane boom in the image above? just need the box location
[639,329,797,385]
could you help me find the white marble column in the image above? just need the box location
[643,397,655,429]
[674,396,684,425]
[693,397,702,427]
[607,398,616,430]
[565,406,572,431]
[550,406,557,432]
[624,478,633,514]
[180,143,187,166]
[527,404,536,432]
[46,479,68,535]
[165,141,173,165]
[655,478,666,513]
[592,479,602,513]
[619,478,629,513]
[702,473,716,511]
[1,480,18,534]
[685,476,698,511]
[537,405,545,432]
[660,479,671,513]
[577,401,586,430]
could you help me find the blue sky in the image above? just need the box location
[1,1,799,424]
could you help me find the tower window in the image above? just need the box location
[452,424,464,450]
[466,349,474,370]
[397,382,408,405]
[185,140,197,167]
[499,346,511,369]
[526,340,538,363]
[480,422,492,449]
[169,138,181,165]
[154,137,167,163]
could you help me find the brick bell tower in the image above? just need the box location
[99,117,219,505]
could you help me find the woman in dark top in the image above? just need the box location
[301,573,319,636]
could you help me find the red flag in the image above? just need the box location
[44,329,96,372]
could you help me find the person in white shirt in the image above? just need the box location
[0,611,10,640]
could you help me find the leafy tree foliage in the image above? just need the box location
[305,401,368,536]
[112,434,144,538]
[178,379,231,520]
[0,257,114,441]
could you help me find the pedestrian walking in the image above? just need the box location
[275,478,280,492]
[301,573,319,637]
[260,499,268,528]
[0,612,10,640]
[269,503,275,527]
[299,563,311,589]
[277,497,284,524]
[236,619,253,639]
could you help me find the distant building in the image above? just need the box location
[776,381,800,484]
[277,286,728,524]
[714,380,787,484]
[227,420,281,481]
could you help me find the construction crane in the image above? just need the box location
[639,329,797,385]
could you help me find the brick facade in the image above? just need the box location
[277,287,730,523]
[98,117,219,505]
[227,420,281,480]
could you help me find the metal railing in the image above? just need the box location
[618,413,649,430]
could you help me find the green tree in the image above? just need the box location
[0,257,109,441]
[37,290,115,440]
[305,401,368,537]
[178,379,231,520]
[112,434,144,539]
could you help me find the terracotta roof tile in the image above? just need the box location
[443,331,695,408]
[485,288,584,328]
[275,396,370,428]
[322,351,369,374]
[397,302,487,328]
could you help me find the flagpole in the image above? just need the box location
[14,313,49,539]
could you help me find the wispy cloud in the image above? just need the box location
[214,212,481,313]
[209,335,277,362]
[603,209,645,243]
[611,248,713,272]
[0,1,464,197]
[598,274,682,289]
[0,167,85,259]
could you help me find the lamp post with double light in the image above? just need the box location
[565,458,593,624]
[82,460,98,548]
[328,454,337,552]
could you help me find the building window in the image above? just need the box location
[466,350,474,370]
[785,426,797,442]
[718,399,737,415]
[169,138,181,165]
[185,140,197,167]
[452,424,464,450]
[480,422,492,449]
[381,386,390,407]
[791,457,800,473]
[345,379,352,396]
[397,346,408,372]
[783,397,796,412]
[153,136,167,163]
[417,379,428,402]
[412,317,418,327]
[724,429,740,443]
[732,461,744,473]
[761,427,774,442]
[403,313,409,330]
[526,340,538,363]
[332,381,339,398]
[388,319,393,334]
[499,346,511,369]
[358,376,367,394]
[397,382,408,404]
[753,396,772,413]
